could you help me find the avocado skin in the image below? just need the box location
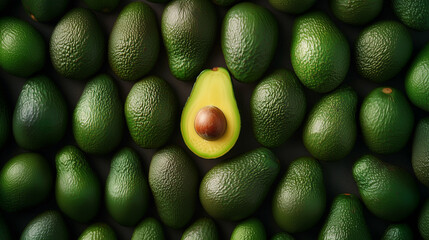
[13,76,67,150]
[303,87,357,161]
[125,76,177,149]
[0,153,52,212]
[106,147,149,226]
[273,157,326,233]
[406,43,429,111]
[55,146,101,223]
[109,2,159,82]
[0,215,11,240]
[419,199,429,240]
[73,74,123,155]
[393,0,429,31]
[83,0,119,12]
[222,2,278,83]
[149,145,198,229]
[269,0,315,14]
[50,8,105,80]
[78,223,116,240]
[131,218,165,240]
[382,224,413,240]
[22,0,69,22]
[251,69,306,148]
[182,218,219,240]
[291,12,349,93]
[360,87,414,154]
[355,21,412,83]
[20,210,69,240]
[0,17,45,77]
[162,0,217,82]
[271,233,295,240]
[213,0,236,6]
[200,148,279,221]
[319,194,371,240]
[231,218,266,240]
[353,155,419,221]
[331,0,382,25]
[412,117,429,187]
[0,93,9,149]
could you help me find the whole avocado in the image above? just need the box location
[13,76,67,150]
[331,0,383,25]
[109,2,160,81]
[269,0,316,14]
[78,223,116,240]
[412,117,429,187]
[222,2,278,83]
[162,0,217,81]
[50,8,105,80]
[83,0,119,12]
[182,218,219,240]
[393,0,429,31]
[231,218,267,240]
[20,210,69,240]
[291,12,350,93]
[22,0,69,22]
[131,218,165,240]
[200,148,280,221]
[406,43,429,111]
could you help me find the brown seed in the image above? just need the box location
[194,106,227,141]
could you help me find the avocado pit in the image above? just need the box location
[194,106,227,141]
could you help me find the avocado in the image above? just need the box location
[162,0,217,82]
[412,117,429,187]
[50,8,105,80]
[355,21,412,83]
[268,0,315,14]
[271,233,295,240]
[73,74,123,154]
[0,17,45,77]
[0,153,52,212]
[291,12,349,93]
[406,43,429,111]
[303,87,357,161]
[231,218,266,240]
[181,67,240,159]
[272,157,326,233]
[382,224,413,240]
[83,0,119,12]
[55,145,101,223]
[22,0,69,22]
[0,214,11,240]
[353,155,419,221]
[360,87,414,154]
[222,2,278,83]
[212,0,236,7]
[182,218,219,240]
[149,145,198,229]
[109,2,159,81]
[125,76,178,149]
[319,194,371,240]
[251,69,306,148]
[331,0,383,25]
[200,148,279,221]
[78,223,116,240]
[13,76,67,150]
[20,210,69,240]
[131,218,165,240]
[0,92,10,149]
[393,0,429,31]
[419,199,429,240]
[106,147,149,226]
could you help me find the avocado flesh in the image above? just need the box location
[181,67,240,159]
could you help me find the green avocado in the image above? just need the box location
[73,74,123,154]
[0,153,52,212]
[13,76,67,150]
[55,146,101,223]
[162,0,217,81]
[0,17,45,77]
[412,117,429,187]
[406,43,429,111]
[109,2,159,81]
[182,218,219,240]
[355,21,412,83]
[78,223,116,240]
[393,0,429,31]
[50,8,105,80]
[83,0,119,12]
[269,0,316,14]
[353,155,419,221]
[382,224,413,240]
[291,12,350,93]
[419,199,429,240]
[251,69,306,148]
[331,0,383,25]
[0,91,10,149]
[222,2,278,83]
[21,0,69,22]
[106,147,150,226]
[149,145,199,229]
[131,218,165,240]
[200,148,279,221]
[181,68,240,159]
[231,218,266,240]
[360,87,414,154]
[20,210,69,240]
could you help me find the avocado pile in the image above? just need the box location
[1,0,429,239]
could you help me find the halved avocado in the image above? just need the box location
[181,67,240,159]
